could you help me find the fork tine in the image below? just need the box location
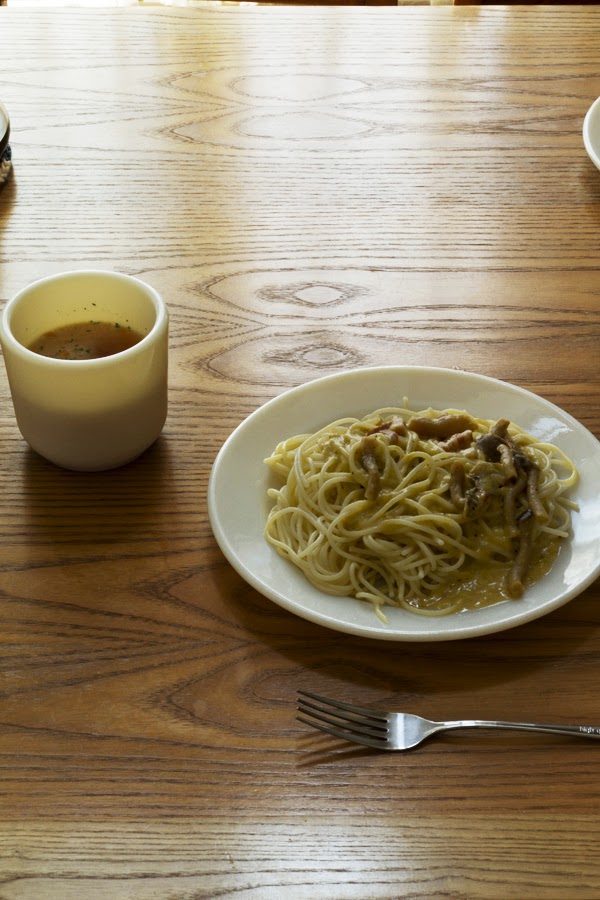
[298,698,388,739]
[297,690,388,723]
[296,715,387,750]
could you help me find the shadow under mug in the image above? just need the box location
[0,270,169,471]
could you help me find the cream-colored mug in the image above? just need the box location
[0,270,168,471]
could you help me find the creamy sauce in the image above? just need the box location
[29,321,144,360]
[407,534,561,614]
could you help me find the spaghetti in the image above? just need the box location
[264,404,578,618]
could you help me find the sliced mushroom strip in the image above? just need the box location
[469,462,507,494]
[475,418,511,461]
[505,509,535,599]
[390,420,408,436]
[449,460,466,507]
[408,413,476,440]
[367,418,407,438]
[461,461,508,519]
[464,483,490,517]
[357,436,382,501]
[498,442,517,480]
[439,430,473,452]
[375,429,401,446]
[526,465,548,522]
[503,473,528,537]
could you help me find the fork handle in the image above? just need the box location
[440,720,600,739]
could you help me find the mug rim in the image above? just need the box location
[0,269,168,367]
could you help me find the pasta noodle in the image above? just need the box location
[264,403,578,619]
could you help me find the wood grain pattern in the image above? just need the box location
[1,7,600,898]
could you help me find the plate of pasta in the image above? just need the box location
[208,366,600,641]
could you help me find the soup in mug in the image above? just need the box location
[29,321,144,360]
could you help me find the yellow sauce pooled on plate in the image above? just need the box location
[409,534,561,614]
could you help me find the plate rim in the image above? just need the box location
[208,365,600,641]
[583,95,600,170]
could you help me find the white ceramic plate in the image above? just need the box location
[583,95,600,171]
[208,366,600,641]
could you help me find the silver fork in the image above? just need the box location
[297,690,600,751]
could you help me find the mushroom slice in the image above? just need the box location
[409,413,476,440]
[358,436,382,501]
[505,509,535,599]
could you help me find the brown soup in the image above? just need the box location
[29,321,144,360]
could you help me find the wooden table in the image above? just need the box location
[1,7,600,897]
